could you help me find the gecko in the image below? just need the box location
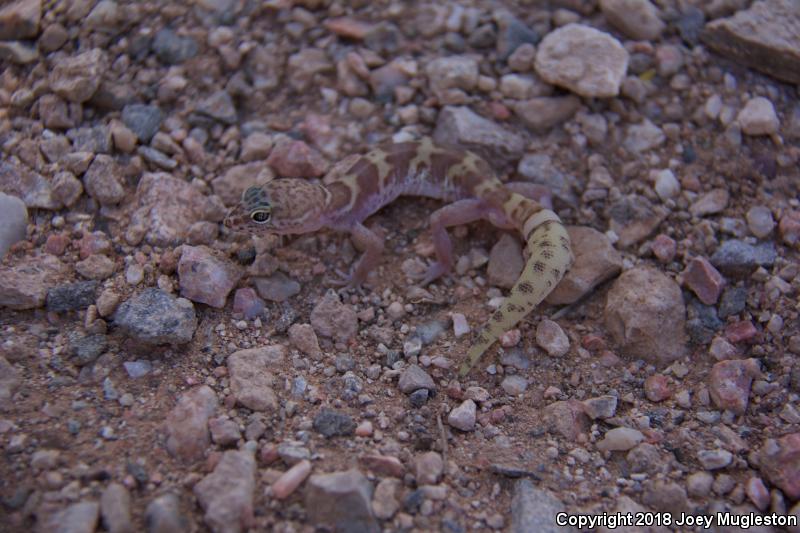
[223,138,572,376]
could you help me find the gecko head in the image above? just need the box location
[223,179,327,235]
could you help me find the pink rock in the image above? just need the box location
[324,17,374,39]
[355,421,372,437]
[543,400,590,440]
[75,254,115,280]
[779,210,800,247]
[708,358,761,414]
[288,323,322,359]
[165,385,218,462]
[232,288,265,320]
[177,245,242,309]
[359,454,405,478]
[272,459,312,500]
[683,257,725,305]
[536,319,570,357]
[725,320,758,344]
[709,336,740,360]
[208,417,241,446]
[644,374,671,402]
[194,450,255,532]
[499,329,521,348]
[745,476,770,511]
[581,334,606,352]
[757,433,800,500]
[78,230,112,259]
[44,233,68,256]
[266,139,327,178]
[310,290,357,343]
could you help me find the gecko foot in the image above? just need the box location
[419,261,450,286]
[326,268,367,293]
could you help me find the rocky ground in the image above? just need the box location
[1,0,799,532]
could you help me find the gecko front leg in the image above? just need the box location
[335,222,384,288]
[422,198,490,285]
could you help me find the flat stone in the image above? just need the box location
[708,358,761,414]
[272,459,312,500]
[513,96,580,132]
[41,501,99,533]
[623,119,665,154]
[196,90,238,125]
[177,245,241,308]
[711,239,777,277]
[702,0,800,85]
[165,385,217,462]
[0,192,27,259]
[313,408,356,438]
[433,106,526,169]
[608,194,668,249]
[253,272,300,303]
[0,254,67,310]
[534,24,628,98]
[682,257,726,305]
[0,160,57,209]
[305,469,378,533]
[547,226,622,305]
[310,290,358,343]
[511,480,565,533]
[536,319,570,357]
[194,450,256,533]
[597,427,645,451]
[227,346,284,412]
[398,365,435,394]
[113,288,197,345]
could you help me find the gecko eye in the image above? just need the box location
[251,209,271,223]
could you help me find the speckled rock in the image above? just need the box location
[547,226,622,305]
[194,449,255,533]
[756,433,800,500]
[710,239,777,277]
[597,427,645,451]
[40,501,99,533]
[0,160,57,209]
[49,48,107,103]
[600,0,665,41]
[177,246,241,309]
[305,469,378,533]
[83,155,125,206]
[113,288,197,345]
[511,480,565,533]
[165,385,217,462]
[313,409,356,438]
[227,346,284,412]
[534,24,628,98]
[310,290,358,343]
[0,0,42,41]
[604,267,687,364]
[708,358,761,414]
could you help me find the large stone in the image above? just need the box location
[756,433,800,500]
[0,160,57,209]
[310,290,358,343]
[165,385,218,462]
[305,469,378,533]
[433,106,526,169]
[40,501,100,533]
[511,480,565,533]
[0,0,41,40]
[547,226,622,305]
[194,450,256,533]
[535,24,628,98]
[702,0,800,85]
[604,267,687,364]
[600,0,665,41]
[113,288,197,345]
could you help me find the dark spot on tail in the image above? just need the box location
[551,268,561,277]
[518,281,534,293]
[541,249,554,259]
[492,310,504,322]
[532,261,546,273]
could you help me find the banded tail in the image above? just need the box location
[459,208,572,376]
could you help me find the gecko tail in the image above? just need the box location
[458,218,572,376]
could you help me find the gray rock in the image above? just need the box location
[495,10,540,60]
[0,253,67,310]
[253,272,301,302]
[0,160,57,209]
[67,125,112,153]
[46,280,97,312]
[165,385,218,462]
[197,90,238,125]
[398,365,435,394]
[676,6,704,46]
[151,28,198,65]
[500,375,528,396]
[0,40,38,64]
[513,96,580,132]
[433,106,526,168]
[0,355,21,405]
[194,450,256,533]
[121,104,163,143]
[719,286,747,318]
[313,408,356,438]
[604,267,687,364]
[42,501,100,533]
[100,483,133,533]
[0,192,27,259]
[138,146,177,170]
[600,0,665,41]
[145,493,188,533]
[711,239,777,277]
[69,334,108,366]
[447,399,476,431]
[511,480,565,533]
[702,0,800,85]
[516,153,576,207]
[305,469,379,533]
[607,194,668,249]
[114,288,197,345]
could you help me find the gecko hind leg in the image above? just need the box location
[333,222,384,289]
[422,198,488,286]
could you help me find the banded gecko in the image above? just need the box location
[223,138,572,375]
